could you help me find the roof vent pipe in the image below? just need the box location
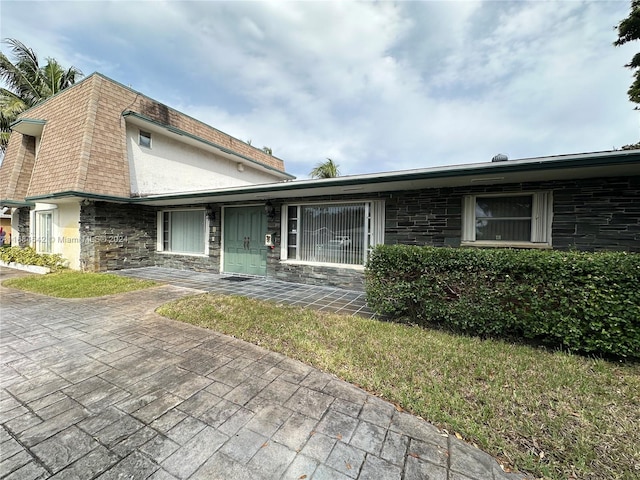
[491,153,509,162]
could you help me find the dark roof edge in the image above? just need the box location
[25,191,136,203]
[138,149,640,202]
[0,199,36,207]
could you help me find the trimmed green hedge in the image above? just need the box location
[0,246,67,270]
[365,245,640,359]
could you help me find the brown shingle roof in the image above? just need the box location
[0,73,288,202]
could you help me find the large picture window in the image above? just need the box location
[158,209,206,255]
[282,201,384,266]
[462,192,552,247]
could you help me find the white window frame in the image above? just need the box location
[280,200,385,268]
[139,130,152,148]
[461,191,553,248]
[33,209,55,254]
[156,208,209,256]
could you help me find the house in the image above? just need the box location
[1,73,639,289]
[0,73,293,269]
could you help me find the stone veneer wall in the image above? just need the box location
[79,202,157,271]
[16,208,31,247]
[76,175,638,282]
[79,202,223,272]
[384,176,640,252]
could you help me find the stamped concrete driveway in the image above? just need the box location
[0,267,528,480]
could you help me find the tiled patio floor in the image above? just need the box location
[113,267,377,318]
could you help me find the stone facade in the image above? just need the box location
[15,208,31,247]
[79,202,223,273]
[79,202,157,272]
[74,175,638,288]
[384,176,640,253]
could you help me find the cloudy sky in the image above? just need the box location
[1,0,638,178]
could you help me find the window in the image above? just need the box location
[282,201,385,266]
[139,130,151,148]
[157,210,207,255]
[462,192,552,246]
[36,211,53,253]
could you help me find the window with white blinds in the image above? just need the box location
[157,209,207,255]
[282,200,385,266]
[36,211,53,253]
[462,192,552,247]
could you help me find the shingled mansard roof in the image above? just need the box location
[0,73,291,205]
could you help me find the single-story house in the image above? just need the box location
[1,73,639,290]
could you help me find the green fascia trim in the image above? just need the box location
[138,151,640,202]
[122,111,295,179]
[10,118,46,128]
[0,199,35,207]
[25,191,135,203]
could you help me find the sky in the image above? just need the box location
[1,0,638,179]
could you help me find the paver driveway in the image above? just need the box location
[0,267,528,479]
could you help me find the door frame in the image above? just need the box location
[221,204,268,276]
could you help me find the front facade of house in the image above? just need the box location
[1,73,639,289]
[64,152,639,290]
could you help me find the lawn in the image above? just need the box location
[157,293,640,480]
[2,271,157,297]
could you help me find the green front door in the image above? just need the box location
[223,206,268,276]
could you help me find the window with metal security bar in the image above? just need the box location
[282,201,385,266]
[157,209,207,255]
[462,192,552,247]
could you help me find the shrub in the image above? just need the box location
[365,245,640,359]
[0,246,67,271]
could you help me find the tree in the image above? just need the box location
[0,38,83,151]
[310,158,340,179]
[615,1,640,106]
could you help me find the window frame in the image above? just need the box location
[156,208,209,256]
[139,130,152,148]
[35,210,54,254]
[461,191,553,248]
[280,200,385,268]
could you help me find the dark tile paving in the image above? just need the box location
[0,266,531,479]
[113,267,377,318]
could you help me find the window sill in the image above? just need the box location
[460,241,552,249]
[157,251,209,257]
[281,259,365,271]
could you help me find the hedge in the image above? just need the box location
[0,246,67,271]
[365,245,640,359]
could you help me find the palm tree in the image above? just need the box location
[310,158,340,179]
[0,38,83,151]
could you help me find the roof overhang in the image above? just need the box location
[22,150,640,207]
[0,199,35,208]
[132,149,640,206]
[122,111,295,181]
[10,118,46,137]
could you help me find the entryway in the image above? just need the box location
[223,205,268,276]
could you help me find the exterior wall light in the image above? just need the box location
[265,200,276,220]
[206,205,216,222]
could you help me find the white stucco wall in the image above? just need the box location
[126,125,282,195]
[32,202,81,270]
[56,203,81,270]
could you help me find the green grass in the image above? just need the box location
[2,271,157,297]
[157,294,640,480]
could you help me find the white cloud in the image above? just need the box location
[1,0,637,178]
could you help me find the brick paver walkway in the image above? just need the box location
[0,267,529,479]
